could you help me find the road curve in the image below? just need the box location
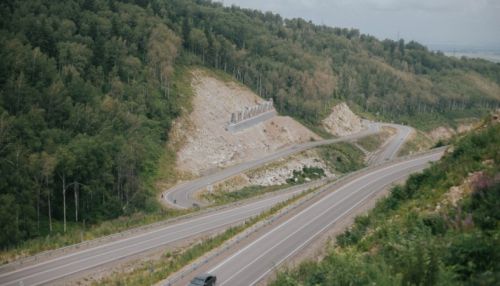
[201,149,444,286]
[0,122,414,286]
[0,186,313,286]
[164,122,386,209]
[371,124,413,164]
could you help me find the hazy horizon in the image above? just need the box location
[219,0,500,52]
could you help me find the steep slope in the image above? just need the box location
[2,0,500,248]
[171,70,320,176]
[322,103,364,136]
[157,0,500,128]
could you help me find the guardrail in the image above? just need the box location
[160,146,448,285]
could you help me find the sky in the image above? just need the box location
[219,0,500,51]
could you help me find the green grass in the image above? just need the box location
[0,208,190,265]
[398,130,434,157]
[318,143,366,173]
[270,123,500,286]
[356,132,387,152]
[202,184,286,205]
[287,166,326,185]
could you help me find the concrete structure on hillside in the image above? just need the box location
[227,99,276,132]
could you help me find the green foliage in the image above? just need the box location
[286,166,325,185]
[0,0,185,247]
[97,189,311,285]
[154,0,500,128]
[355,132,387,152]
[203,185,284,205]
[271,123,500,285]
[318,143,365,173]
[1,0,500,250]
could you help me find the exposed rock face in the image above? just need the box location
[246,155,333,186]
[428,126,456,142]
[171,70,321,176]
[322,102,363,136]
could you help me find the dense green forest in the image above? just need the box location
[271,120,500,285]
[1,0,499,248]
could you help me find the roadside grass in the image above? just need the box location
[397,130,434,157]
[202,142,364,206]
[0,208,190,265]
[356,132,388,152]
[202,184,286,205]
[355,126,397,153]
[270,123,500,286]
[94,188,317,286]
[318,142,366,173]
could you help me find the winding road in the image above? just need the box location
[200,150,443,286]
[0,121,433,286]
[164,122,413,209]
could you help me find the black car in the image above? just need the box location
[188,273,217,286]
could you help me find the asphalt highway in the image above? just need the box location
[205,149,444,286]
[165,122,412,209]
[0,186,312,286]
[164,122,392,209]
[371,124,413,164]
[0,122,419,286]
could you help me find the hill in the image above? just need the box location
[270,117,500,285]
[1,0,500,247]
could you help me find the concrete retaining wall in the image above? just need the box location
[227,110,277,133]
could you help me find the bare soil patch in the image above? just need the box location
[172,70,320,176]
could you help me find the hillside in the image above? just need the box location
[171,70,320,176]
[1,0,500,248]
[157,0,500,129]
[271,118,500,285]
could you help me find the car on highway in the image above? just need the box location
[188,273,217,286]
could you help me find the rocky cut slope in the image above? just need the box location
[322,103,364,136]
[169,70,321,176]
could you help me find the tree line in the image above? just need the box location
[1,0,500,247]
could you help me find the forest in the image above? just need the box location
[1,0,500,248]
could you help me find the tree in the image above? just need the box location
[147,24,181,98]
[56,147,75,233]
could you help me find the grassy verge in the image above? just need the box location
[270,123,500,286]
[202,185,286,205]
[398,130,434,157]
[202,141,364,206]
[318,142,365,173]
[356,132,388,152]
[95,187,317,285]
